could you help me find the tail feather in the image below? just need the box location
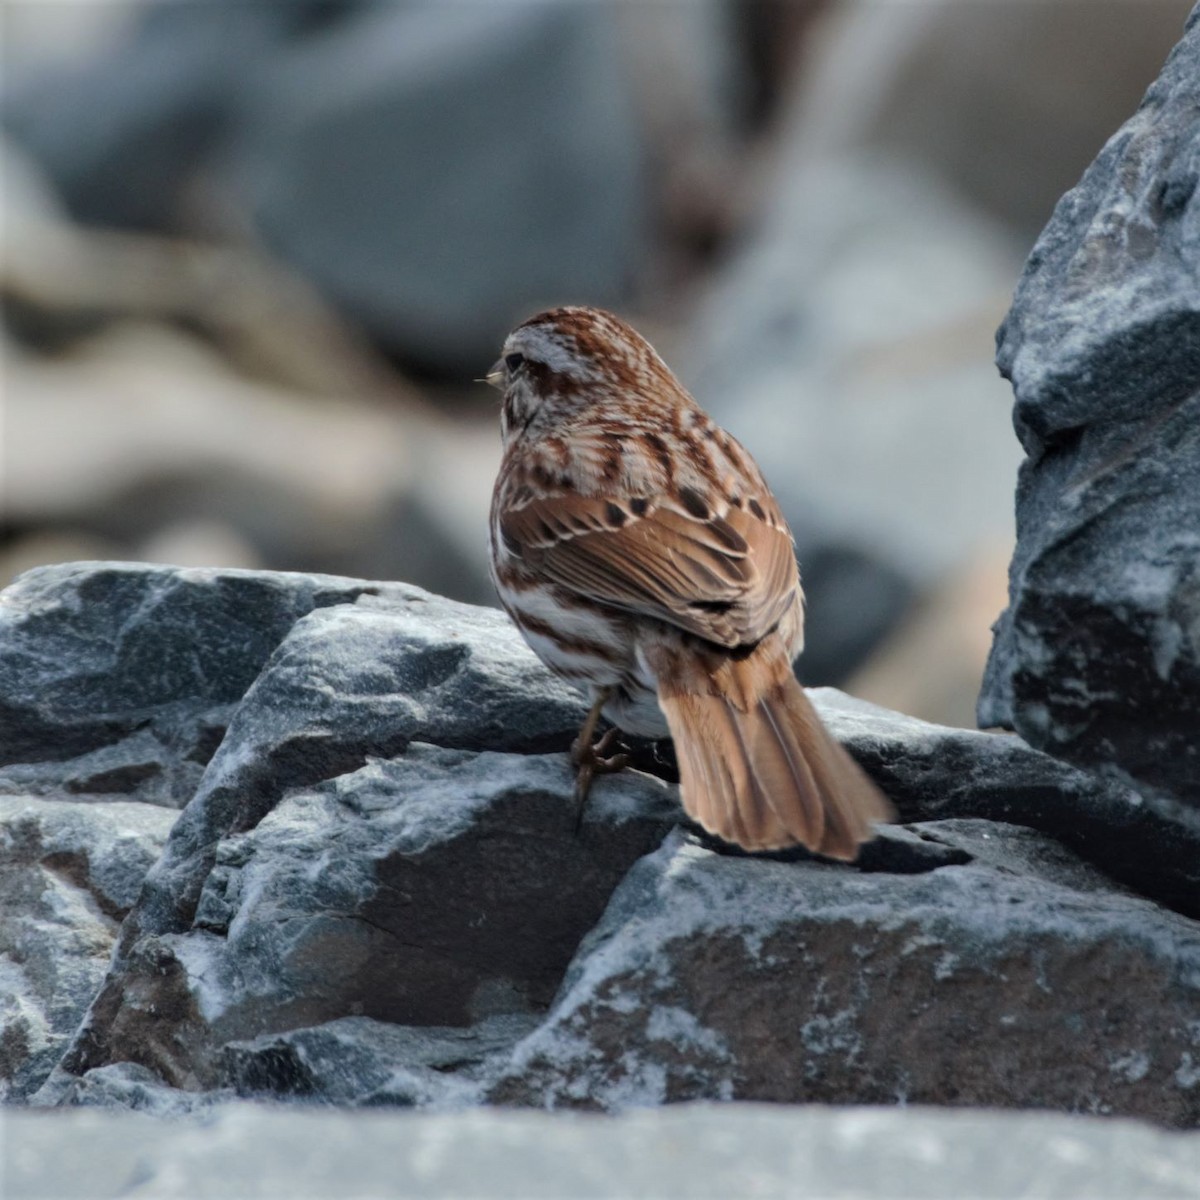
[654,637,892,859]
[709,697,794,848]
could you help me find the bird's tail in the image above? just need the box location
[653,636,892,858]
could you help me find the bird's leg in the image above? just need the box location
[571,690,630,831]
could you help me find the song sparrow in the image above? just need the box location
[487,306,891,858]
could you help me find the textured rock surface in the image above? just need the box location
[6,1104,1200,1200]
[818,691,1200,919]
[2,562,1199,1131]
[223,1014,539,1108]
[490,825,1200,1123]
[979,8,1200,806]
[65,746,671,1092]
[49,1061,232,1117]
[0,797,174,1102]
[0,563,382,807]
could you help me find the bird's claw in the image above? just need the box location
[572,726,630,832]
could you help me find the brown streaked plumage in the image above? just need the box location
[487,306,892,859]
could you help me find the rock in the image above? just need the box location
[0,796,175,1102]
[0,563,660,1096]
[817,690,1200,919]
[979,8,1200,807]
[6,1103,1200,1200]
[223,1014,539,1108]
[491,823,1200,1124]
[6,563,1200,1125]
[53,1061,231,1117]
[60,746,671,1092]
[223,1,646,374]
[0,562,383,807]
[684,157,1025,591]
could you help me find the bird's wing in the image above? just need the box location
[497,487,799,648]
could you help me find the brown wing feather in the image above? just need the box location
[499,492,798,648]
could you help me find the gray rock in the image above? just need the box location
[0,796,175,1101]
[225,0,647,375]
[816,690,1200,918]
[5,1102,1200,1200]
[52,1061,233,1117]
[491,823,1200,1124]
[91,584,593,959]
[0,562,382,807]
[979,7,1200,808]
[223,1014,539,1108]
[53,746,672,1093]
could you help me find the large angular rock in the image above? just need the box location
[0,796,175,1102]
[979,9,1200,806]
[0,562,382,807]
[816,691,1200,919]
[491,823,1200,1125]
[60,746,672,1092]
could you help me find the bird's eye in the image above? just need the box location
[505,352,526,372]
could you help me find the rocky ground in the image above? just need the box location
[2,561,1200,1196]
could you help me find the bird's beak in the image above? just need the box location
[483,359,506,389]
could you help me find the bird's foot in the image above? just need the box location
[572,726,630,832]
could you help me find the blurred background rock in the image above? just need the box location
[1,0,1190,729]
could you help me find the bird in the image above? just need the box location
[486,305,892,859]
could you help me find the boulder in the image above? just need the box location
[979,5,1200,808]
[0,562,383,807]
[222,1014,540,1108]
[491,823,1200,1125]
[62,746,672,1092]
